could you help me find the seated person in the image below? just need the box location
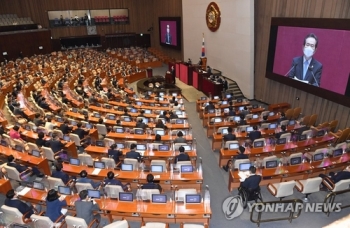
[169,111,178,119]
[223,127,236,141]
[76,170,101,189]
[137,110,145,117]
[204,101,215,111]
[172,101,181,111]
[261,115,268,123]
[319,166,350,190]
[36,131,47,147]
[227,107,235,116]
[59,119,73,135]
[47,133,66,153]
[223,146,248,172]
[104,171,130,191]
[154,134,162,143]
[174,131,186,143]
[141,174,162,192]
[75,190,101,226]
[155,119,167,130]
[52,163,70,184]
[7,155,43,177]
[169,96,176,104]
[240,106,249,117]
[9,125,21,140]
[45,189,67,222]
[72,122,89,139]
[39,97,50,110]
[275,125,287,139]
[278,112,287,124]
[44,118,55,131]
[248,125,262,142]
[4,189,34,218]
[238,114,247,126]
[136,118,148,130]
[107,144,123,164]
[123,109,131,117]
[174,146,190,164]
[158,111,169,123]
[240,166,261,191]
[125,143,142,162]
[33,113,45,126]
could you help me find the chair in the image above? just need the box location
[96,124,108,136]
[3,134,15,147]
[174,143,188,151]
[253,138,266,148]
[1,205,32,224]
[260,123,269,129]
[124,158,138,170]
[75,182,94,193]
[217,127,228,134]
[295,177,322,201]
[64,215,99,228]
[103,220,129,228]
[288,152,303,165]
[322,178,350,192]
[103,138,115,147]
[153,128,165,134]
[301,130,313,139]
[27,142,40,151]
[262,156,278,168]
[47,176,70,190]
[292,107,301,120]
[175,189,198,202]
[3,165,32,183]
[69,133,82,147]
[224,140,239,148]
[329,120,338,132]
[260,111,269,117]
[101,157,117,169]
[280,133,291,142]
[280,120,289,126]
[334,142,347,151]
[53,129,64,139]
[267,180,296,200]
[150,160,167,172]
[13,139,27,151]
[308,114,318,127]
[237,125,249,132]
[137,189,160,201]
[78,154,94,166]
[42,146,58,162]
[301,115,311,126]
[233,159,251,170]
[141,222,169,228]
[181,223,208,228]
[175,161,192,169]
[310,148,330,160]
[31,213,63,228]
[125,140,137,148]
[105,185,124,199]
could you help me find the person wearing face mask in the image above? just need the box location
[288,33,323,87]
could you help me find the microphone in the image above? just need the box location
[308,65,319,87]
[284,63,298,77]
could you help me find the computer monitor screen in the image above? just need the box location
[252,104,258,109]
[246,127,254,132]
[116,128,124,133]
[130,109,137,113]
[142,118,149,124]
[105,105,112,109]
[277,138,287,145]
[70,158,80,166]
[124,117,131,122]
[222,101,228,105]
[33,181,45,190]
[119,192,133,202]
[269,112,275,116]
[213,96,219,100]
[94,161,105,169]
[269,123,277,129]
[229,143,239,150]
[14,145,23,152]
[159,92,164,96]
[316,130,326,137]
[0,140,7,147]
[223,108,229,113]
[151,165,163,172]
[253,141,264,148]
[135,129,144,135]
[288,120,296,126]
[116,143,125,149]
[299,134,307,141]
[58,186,71,195]
[70,120,77,126]
[266,160,278,168]
[85,124,92,129]
[234,116,241,122]
[25,125,31,131]
[176,119,184,124]
[214,118,222,123]
[237,98,243,103]
[172,93,178,97]
[136,144,146,151]
[136,101,142,106]
[208,109,215,114]
[155,130,165,136]
[185,194,201,204]
[239,163,251,171]
[94,113,101,118]
[158,145,169,151]
[333,148,343,157]
[290,157,302,165]
[63,135,70,142]
[183,145,192,151]
[181,165,193,173]
[88,189,101,199]
[239,106,244,111]
[201,96,207,100]
[159,97,164,101]
[71,108,78,113]
[314,153,324,161]
[121,164,133,171]
[95,140,105,147]
[221,128,228,134]
[107,115,116,120]
[31,150,41,157]
[144,110,151,114]
[226,94,231,99]
[152,194,167,203]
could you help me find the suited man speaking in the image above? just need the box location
[165,24,172,45]
[288,33,323,87]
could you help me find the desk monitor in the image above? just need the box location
[88,189,101,199]
[159,92,164,97]
[223,108,229,113]
[176,111,184,116]
[152,194,167,203]
[269,112,275,116]
[136,101,142,106]
[214,118,222,123]
[25,125,31,131]
[288,120,296,126]
[181,165,193,173]
[333,148,343,157]
[12,224,30,228]
[119,192,133,202]
[276,138,287,145]
[144,110,151,114]
[299,134,307,141]
[71,108,78,113]
[85,123,92,129]
[237,98,243,103]
[117,106,124,111]
[121,164,133,171]
[221,128,228,135]
[149,103,155,107]
[58,186,71,195]
[33,181,45,190]
[213,96,219,100]
[239,106,244,111]
[313,153,324,161]
[176,119,184,124]
[151,165,163,172]
[14,145,23,152]
[252,104,258,109]
[229,143,239,150]
[155,130,165,136]
[116,143,125,149]
[246,126,254,132]
[226,94,232,99]
[253,141,264,148]
[252,114,259,119]
[94,161,105,169]
[130,109,137,113]
[142,118,149,124]
[115,128,124,133]
[95,140,105,147]
[266,160,278,168]
[107,115,116,120]
[158,145,169,151]
[183,145,192,151]
[185,194,201,204]
[136,144,146,151]
[172,93,178,97]
[70,158,80,166]
[222,101,228,105]
[63,135,70,142]
[0,140,7,147]
[147,91,153,95]
[159,97,164,101]
[105,104,112,109]
[316,130,326,137]
[208,109,215,114]
[269,123,277,129]
[201,97,207,100]
[135,129,144,135]
[290,157,302,165]
[94,113,101,118]
[234,116,241,122]
[239,163,251,171]
[31,150,41,157]
[124,117,131,122]
[70,120,77,126]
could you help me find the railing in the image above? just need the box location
[323,188,350,216]
[250,199,303,227]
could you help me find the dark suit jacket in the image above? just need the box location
[36,138,47,147]
[142,182,162,192]
[52,170,70,184]
[224,133,236,141]
[73,128,89,139]
[289,56,322,87]
[59,124,72,135]
[235,153,249,160]
[7,162,27,173]
[4,198,34,218]
[241,175,261,190]
[126,151,142,161]
[249,131,262,142]
[332,171,350,183]
[275,130,287,139]
[174,153,190,164]
[108,149,122,163]
[48,140,65,153]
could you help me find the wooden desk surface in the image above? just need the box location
[0,179,12,195]
[106,132,193,142]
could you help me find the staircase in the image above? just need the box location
[226,79,245,98]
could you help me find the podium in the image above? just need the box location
[200,57,207,70]
[202,77,223,97]
[165,72,173,84]
[193,69,209,91]
[146,67,153,78]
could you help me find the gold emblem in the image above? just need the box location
[206,2,221,32]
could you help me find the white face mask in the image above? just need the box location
[303,46,314,58]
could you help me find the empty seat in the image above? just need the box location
[267,180,296,200]
[295,177,322,201]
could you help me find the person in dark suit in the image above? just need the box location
[72,122,89,139]
[104,171,130,191]
[4,189,34,218]
[142,174,162,192]
[107,144,123,164]
[319,166,350,190]
[169,111,178,119]
[137,110,146,118]
[174,146,190,164]
[165,25,172,44]
[158,111,169,123]
[288,33,322,87]
[136,119,148,130]
[174,131,187,143]
[36,131,48,148]
[223,146,248,172]
[7,155,42,176]
[275,125,287,139]
[223,127,236,141]
[76,170,101,189]
[45,189,67,222]
[47,133,66,153]
[240,106,250,117]
[75,190,101,225]
[248,125,262,142]
[33,113,45,126]
[204,101,215,111]
[125,144,142,162]
[59,119,73,135]
[52,163,70,184]
[154,134,162,143]
[240,166,261,190]
[39,97,50,110]
[238,114,247,126]
[278,112,287,124]
[227,107,235,116]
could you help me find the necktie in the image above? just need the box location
[303,60,308,80]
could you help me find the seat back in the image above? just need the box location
[292,107,301,120]
[275,181,296,198]
[124,158,138,170]
[47,176,65,190]
[233,159,251,170]
[42,146,55,161]
[1,205,25,224]
[262,156,277,168]
[150,160,166,172]
[301,130,313,139]
[69,133,81,147]
[31,214,54,227]
[101,157,116,169]
[75,182,94,192]
[105,185,124,198]
[333,179,350,192]
[174,143,188,151]
[175,189,197,202]
[224,140,239,149]
[103,138,115,147]
[237,125,249,132]
[253,138,266,148]
[78,154,94,166]
[280,120,289,126]
[27,142,40,151]
[217,127,228,134]
[260,123,269,129]
[4,165,22,182]
[300,177,322,194]
[53,129,63,139]
[183,224,205,228]
[65,215,88,228]
[312,148,330,159]
[280,133,291,142]
[125,140,137,148]
[103,220,129,228]
[96,124,108,135]
[175,161,192,169]
[137,189,160,201]
[288,152,303,165]
[335,142,347,150]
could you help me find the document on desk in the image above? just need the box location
[153,175,161,179]
[91,168,101,175]
[238,171,250,182]
[293,77,309,84]
[17,187,32,196]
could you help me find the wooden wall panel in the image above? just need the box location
[255,0,350,130]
